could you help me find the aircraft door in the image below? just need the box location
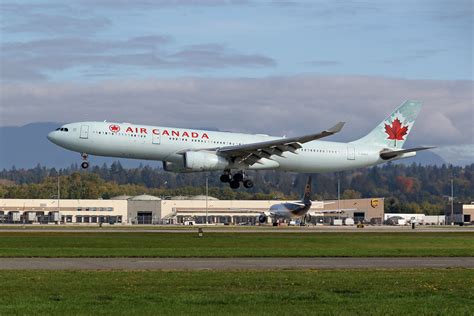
[152,130,161,144]
[80,125,89,139]
[347,145,355,160]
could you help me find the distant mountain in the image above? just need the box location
[392,148,447,166]
[392,140,447,166]
[0,122,447,169]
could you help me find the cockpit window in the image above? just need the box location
[56,128,60,131]
[64,128,68,132]
[57,128,69,132]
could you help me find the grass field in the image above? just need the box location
[1,269,472,315]
[0,231,472,257]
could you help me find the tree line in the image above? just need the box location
[1,162,473,215]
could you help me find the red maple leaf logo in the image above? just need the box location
[384,118,408,144]
[109,124,120,133]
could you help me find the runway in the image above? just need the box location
[0,257,473,270]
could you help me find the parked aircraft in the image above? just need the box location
[258,176,313,224]
[47,100,432,189]
[258,176,349,225]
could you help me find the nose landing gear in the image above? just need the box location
[80,153,89,169]
[220,170,254,189]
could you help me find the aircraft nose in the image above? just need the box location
[47,131,58,143]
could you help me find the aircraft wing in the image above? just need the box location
[286,200,335,207]
[309,208,358,215]
[216,122,345,165]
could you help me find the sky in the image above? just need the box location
[0,0,473,165]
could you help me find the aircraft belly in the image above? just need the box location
[274,155,345,172]
[67,137,172,161]
[274,151,374,172]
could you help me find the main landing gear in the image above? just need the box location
[80,153,89,169]
[220,170,253,189]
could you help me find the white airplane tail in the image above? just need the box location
[352,100,422,149]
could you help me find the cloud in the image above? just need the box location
[2,3,111,35]
[1,36,275,81]
[4,14,112,34]
[382,49,447,65]
[3,36,172,55]
[168,44,276,69]
[431,0,473,22]
[76,0,254,9]
[1,76,472,157]
[304,60,341,67]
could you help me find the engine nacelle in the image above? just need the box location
[163,161,188,173]
[258,213,268,224]
[184,151,230,171]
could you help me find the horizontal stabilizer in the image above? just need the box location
[380,146,435,160]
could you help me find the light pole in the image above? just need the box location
[57,174,60,214]
[337,175,340,211]
[450,179,454,225]
[205,174,209,225]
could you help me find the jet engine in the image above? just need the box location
[163,161,188,173]
[184,151,230,171]
[258,213,268,224]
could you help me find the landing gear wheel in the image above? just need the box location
[220,174,232,183]
[80,153,89,169]
[233,173,244,182]
[229,180,240,189]
[243,179,254,189]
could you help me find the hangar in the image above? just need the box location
[0,195,384,225]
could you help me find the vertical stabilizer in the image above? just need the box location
[352,100,422,149]
[302,176,312,206]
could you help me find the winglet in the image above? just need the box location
[327,122,345,134]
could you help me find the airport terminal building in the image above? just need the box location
[445,203,474,225]
[0,195,385,225]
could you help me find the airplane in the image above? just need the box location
[258,176,345,225]
[47,100,433,189]
[258,176,313,225]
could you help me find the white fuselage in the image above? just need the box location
[47,121,412,172]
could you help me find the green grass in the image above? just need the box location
[0,232,472,257]
[0,269,472,315]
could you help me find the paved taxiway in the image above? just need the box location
[1,226,473,233]
[1,257,473,270]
